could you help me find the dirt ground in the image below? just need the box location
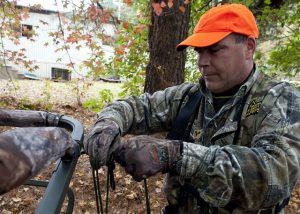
[0,80,299,213]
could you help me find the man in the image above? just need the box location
[0,109,74,194]
[84,4,300,213]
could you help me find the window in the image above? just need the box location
[51,68,71,81]
[21,24,33,38]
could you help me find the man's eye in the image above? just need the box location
[209,48,221,53]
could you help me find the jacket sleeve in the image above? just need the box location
[0,109,61,127]
[95,83,197,135]
[0,127,74,195]
[179,82,300,210]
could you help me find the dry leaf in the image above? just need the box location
[126,191,137,200]
[12,197,21,202]
[179,5,186,13]
[134,24,145,34]
[160,1,166,8]
[168,0,174,8]
[124,0,133,6]
[123,21,130,29]
[155,180,163,188]
[152,3,163,16]
[1,209,12,214]
[125,177,132,185]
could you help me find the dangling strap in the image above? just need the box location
[144,178,151,214]
[93,169,104,214]
[105,162,116,214]
[92,163,116,214]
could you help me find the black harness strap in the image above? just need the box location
[93,169,104,214]
[275,197,290,213]
[167,90,202,141]
[165,90,209,213]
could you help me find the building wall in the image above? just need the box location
[2,9,114,80]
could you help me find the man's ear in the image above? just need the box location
[245,36,256,59]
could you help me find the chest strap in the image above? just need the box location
[166,90,202,141]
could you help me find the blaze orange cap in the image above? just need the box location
[177,4,259,51]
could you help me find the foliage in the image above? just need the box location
[36,80,54,111]
[14,80,54,111]
[17,96,54,111]
[70,79,92,106]
[53,0,150,96]
[0,1,39,72]
[103,0,149,97]
[291,81,300,91]
[1,0,300,99]
[268,36,300,77]
[184,49,200,82]
[265,1,300,77]
[82,88,114,112]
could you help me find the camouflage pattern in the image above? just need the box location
[94,67,300,213]
[0,109,62,127]
[0,127,74,195]
[114,135,182,181]
[0,109,74,195]
[84,119,120,168]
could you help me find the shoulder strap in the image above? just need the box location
[167,90,202,141]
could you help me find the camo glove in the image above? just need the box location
[114,135,183,181]
[84,120,120,169]
[44,112,63,126]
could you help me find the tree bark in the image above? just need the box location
[144,1,191,94]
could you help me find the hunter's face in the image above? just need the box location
[195,34,254,93]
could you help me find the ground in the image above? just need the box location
[0,80,299,214]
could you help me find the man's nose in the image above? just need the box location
[197,51,210,68]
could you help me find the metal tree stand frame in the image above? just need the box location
[23,116,84,214]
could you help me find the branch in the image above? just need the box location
[194,0,214,13]
[54,0,83,78]
[0,1,17,92]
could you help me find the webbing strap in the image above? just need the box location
[165,90,207,212]
[92,163,115,214]
[144,178,151,214]
[92,164,151,214]
[167,90,202,141]
[275,197,290,213]
[93,169,104,214]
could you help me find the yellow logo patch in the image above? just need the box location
[193,129,203,140]
[246,99,262,117]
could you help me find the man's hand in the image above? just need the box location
[114,135,182,182]
[84,120,120,169]
[45,112,63,126]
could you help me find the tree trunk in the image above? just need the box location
[144,1,191,94]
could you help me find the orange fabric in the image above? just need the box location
[177,4,259,51]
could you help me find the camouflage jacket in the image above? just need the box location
[96,67,300,213]
[0,109,73,195]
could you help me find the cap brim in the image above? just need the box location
[176,32,232,51]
